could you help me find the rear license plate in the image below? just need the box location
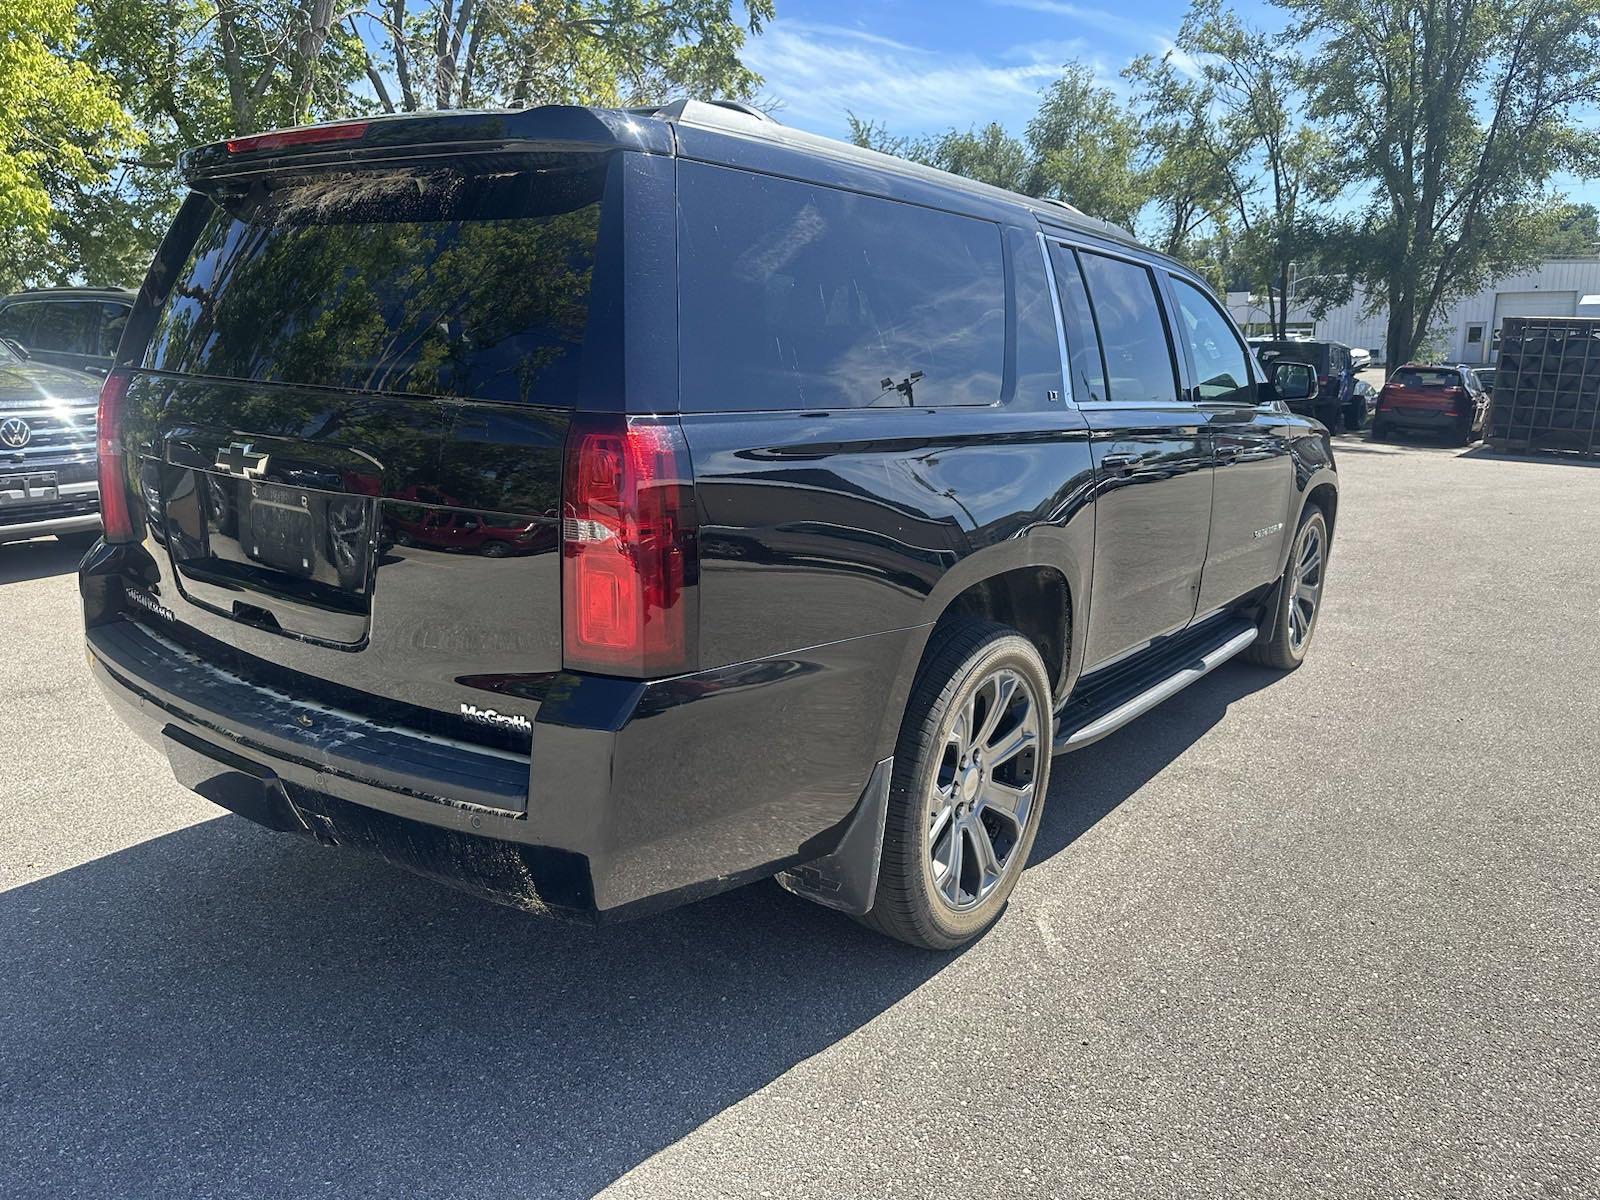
[244,483,315,575]
[0,472,58,506]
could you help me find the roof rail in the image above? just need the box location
[1038,197,1087,217]
[632,98,777,124]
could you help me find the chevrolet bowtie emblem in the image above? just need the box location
[214,440,269,479]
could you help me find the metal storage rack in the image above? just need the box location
[1487,316,1600,458]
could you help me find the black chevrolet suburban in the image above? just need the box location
[82,101,1337,949]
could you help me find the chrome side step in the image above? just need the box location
[1052,624,1258,755]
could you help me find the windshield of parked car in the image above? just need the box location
[1391,368,1459,388]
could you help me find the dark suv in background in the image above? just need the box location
[1251,338,1361,431]
[82,102,1338,949]
[0,287,135,376]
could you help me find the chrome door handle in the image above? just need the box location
[1099,452,1140,471]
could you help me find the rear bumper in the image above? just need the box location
[1380,407,1462,429]
[87,613,910,922]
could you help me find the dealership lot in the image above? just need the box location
[2,438,1596,1199]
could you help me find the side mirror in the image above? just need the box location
[1268,360,1316,402]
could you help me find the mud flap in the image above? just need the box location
[775,756,893,916]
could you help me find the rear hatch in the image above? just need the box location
[117,117,626,748]
[1383,367,1465,412]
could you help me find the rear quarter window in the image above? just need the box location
[676,163,1005,411]
[143,160,609,405]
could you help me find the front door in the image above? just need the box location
[1049,242,1214,670]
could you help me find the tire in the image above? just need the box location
[1371,419,1390,442]
[1454,415,1474,445]
[480,541,511,557]
[862,620,1053,950]
[1246,505,1329,671]
[1344,402,1365,432]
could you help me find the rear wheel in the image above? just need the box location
[863,621,1052,950]
[1371,418,1391,441]
[1343,402,1365,432]
[1246,506,1329,671]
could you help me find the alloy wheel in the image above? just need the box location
[925,666,1042,912]
[1288,521,1325,653]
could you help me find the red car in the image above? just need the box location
[1372,364,1490,444]
[389,510,551,557]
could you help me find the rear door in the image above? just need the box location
[1049,242,1213,670]
[1164,273,1295,611]
[118,150,621,741]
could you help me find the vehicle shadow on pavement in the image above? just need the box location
[0,665,1278,1199]
[0,538,88,585]
[1028,663,1279,866]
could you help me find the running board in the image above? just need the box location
[1052,619,1258,754]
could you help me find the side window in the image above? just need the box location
[99,303,130,357]
[1170,276,1254,405]
[31,302,99,354]
[1046,243,1108,404]
[0,303,39,346]
[1008,227,1064,407]
[1077,251,1181,405]
[677,162,1006,411]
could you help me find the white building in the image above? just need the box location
[1227,258,1600,364]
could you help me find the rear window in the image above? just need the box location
[143,161,608,404]
[1391,368,1459,388]
[677,162,1005,411]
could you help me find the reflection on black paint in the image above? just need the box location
[143,164,605,407]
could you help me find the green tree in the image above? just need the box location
[0,0,137,290]
[1535,202,1600,258]
[1287,0,1600,368]
[1026,63,1147,228]
[1170,0,1334,338]
[353,0,774,112]
[1124,50,1239,260]
[847,116,1031,193]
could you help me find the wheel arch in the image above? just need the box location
[872,540,1087,761]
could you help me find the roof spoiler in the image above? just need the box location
[179,105,672,184]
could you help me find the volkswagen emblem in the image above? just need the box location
[0,417,30,449]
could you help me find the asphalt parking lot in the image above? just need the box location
[2,436,1597,1199]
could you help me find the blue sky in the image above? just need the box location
[741,0,1600,208]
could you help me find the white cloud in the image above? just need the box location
[745,20,1077,140]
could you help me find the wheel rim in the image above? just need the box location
[925,666,1042,913]
[1288,521,1325,653]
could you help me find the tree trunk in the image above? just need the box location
[392,0,419,111]
[288,0,337,125]
[216,0,254,133]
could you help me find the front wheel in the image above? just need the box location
[863,621,1053,949]
[1247,506,1329,671]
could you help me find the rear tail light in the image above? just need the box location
[225,121,368,154]
[95,368,136,542]
[561,415,697,677]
